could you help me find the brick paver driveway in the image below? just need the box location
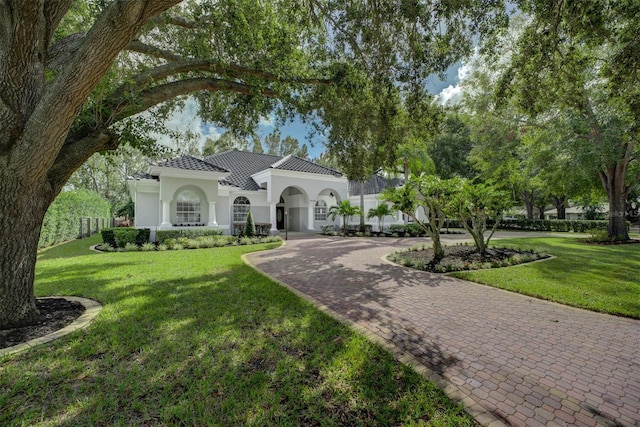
[245,234,640,427]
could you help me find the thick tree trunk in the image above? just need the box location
[599,160,630,241]
[359,181,365,231]
[521,190,535,220]
[553,195,566,220]
[0,174,52,328]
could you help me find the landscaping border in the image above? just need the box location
[0,296,102,358]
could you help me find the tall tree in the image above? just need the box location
[494,0,640,240]
[67,145,158,214]
[262,130,309,158]
[202,132,251,156]
[0,0,507,328]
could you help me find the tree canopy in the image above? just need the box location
[0,0,509,328]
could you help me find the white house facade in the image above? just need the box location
[128,150,411,239]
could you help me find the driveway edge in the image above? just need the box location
[241,253,507,427]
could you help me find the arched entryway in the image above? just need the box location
[275,186,309,232]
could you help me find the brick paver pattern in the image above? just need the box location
[246,235,640,427]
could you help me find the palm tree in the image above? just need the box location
[367,203,396,233]
[328,200,363,236]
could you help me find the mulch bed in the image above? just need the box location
[0,298,85,350]
[398,245,546,272]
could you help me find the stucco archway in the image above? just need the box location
[274,186,310,232]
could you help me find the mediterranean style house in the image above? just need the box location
[128,150,407,238]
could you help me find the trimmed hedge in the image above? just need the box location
[100,227,151,248]
[156,228,223,244]
[39,189,110,248]
[389,224,426,236]
[495,219,613,232]
[232,222,271,236]
[444,218,617,233]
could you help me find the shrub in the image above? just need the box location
[102,227,150,249]
[175,237,190,248]
[389,224,405,233]
[123,242,138,252]
[156,244,168,251]
[100,228,116,248]
[405,223,424,237]
[172,244,184,251]
[156,228,223,244]
[492,218,616,233]
[114,228,138,248]
[140,242,156,251]
[587,228,610,242]
[39,189,110,248]
[164,238,176,249]
[135,228,151,246]
[244,211,256,237]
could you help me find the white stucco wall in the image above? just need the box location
[135,192,160,227]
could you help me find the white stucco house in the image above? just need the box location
[128,150,407,239]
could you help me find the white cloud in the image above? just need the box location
[145,97,222,152]
[435,56,475,105]
[258,114,275,128]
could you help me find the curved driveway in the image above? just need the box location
[246,234,640,427]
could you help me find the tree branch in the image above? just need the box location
[108,77,290,125]
[127,39,184,62]
[48,129,117,192]
[43,1,73,50]
[17,0,182,178]
[46,32,85,72]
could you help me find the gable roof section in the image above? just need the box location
[155,155,229,173]
[204,150,343,191]
[270,154,343,177]
[203,150,284,190]
[349,174,404,196]
[137,150,345,191]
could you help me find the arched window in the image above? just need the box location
[233,196,251,222]
[314,200,327,221]
[176,190,201,223]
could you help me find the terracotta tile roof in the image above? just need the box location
[348,174,404,196]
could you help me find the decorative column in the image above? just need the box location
[160,200,172,227]
[208,201,217,226]
[269,202,278,234]
[308,199,316,231]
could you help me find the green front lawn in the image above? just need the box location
[1,235,474,426]
[451,237,640,318]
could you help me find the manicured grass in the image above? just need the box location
[450,237,640,318]
[1,235,474,426]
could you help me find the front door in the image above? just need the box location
[276,206,285,230]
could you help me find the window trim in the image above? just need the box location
[314,199,328,221]
[233,196,251,222]
[176,189,201,224]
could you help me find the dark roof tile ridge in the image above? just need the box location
[269,154,293,169]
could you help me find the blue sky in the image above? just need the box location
[160,62,464,158]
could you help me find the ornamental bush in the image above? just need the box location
[156,228,223,244]
[244,211,256,237]
[101,227,150,248]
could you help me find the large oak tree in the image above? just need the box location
[0,0,506,328]
[493,0,640,240]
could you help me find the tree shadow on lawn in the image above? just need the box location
[3,253,471,426]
